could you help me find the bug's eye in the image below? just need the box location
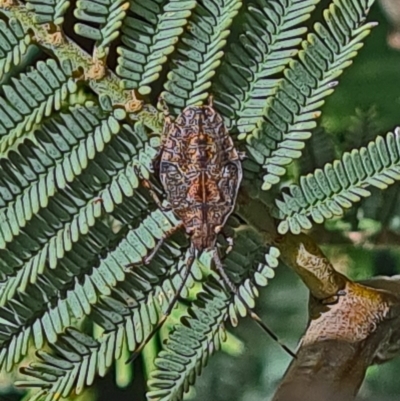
[183,109,195,119]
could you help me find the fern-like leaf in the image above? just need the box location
[0,18,32,82]
[14,256,194,398]
[147,283,228,401]
[162,0,242,113]
[117,0,196,95]
[0,103,125,255]
[276,129,400,234]
[246,0,375,190]
[19,236,279,400]
[74,0,129,59]
[0,59,77,153]
[0,115,177,370]
[147,246,280,401]
[0,104,132,302]
[26,0,70,25]
[0,205,183,372]
[213,0,318,132]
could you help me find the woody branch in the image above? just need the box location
[271,233,400,401]
[0,2,145,119]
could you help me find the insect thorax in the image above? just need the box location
[160,103,243,251]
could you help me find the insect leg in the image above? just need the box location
[162,244,195,317]
[225,237,234,255]
[152,98,174,173]
[212,250,297,359]
[125,223,184,268]
[134,166,171,212]
[237,151,247,161]
[141,177,172,212]
[126,244,195,364]
[158,96,172,125]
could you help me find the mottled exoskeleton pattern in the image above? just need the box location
[160,103,242,251]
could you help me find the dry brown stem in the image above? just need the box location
[272,233,400,401]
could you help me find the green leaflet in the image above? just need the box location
[74,0,129,59]
[0,58,77,154]
[162,0,242,113]
[0,18,32,82]
[0,206,183,372]
[1,4,148,127]
[26,0,70,25]
[16,229,280,400]
[117,0,196,95]
[245,0,376,190]
[213,0,319,131]
[0,119,161,304]
[0,103,126,252]
[147,246,280,400]
[14,257,191,397]
[148,284,228,401]
[0,113,170,371]
[276,130,400,234]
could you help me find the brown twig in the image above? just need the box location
[272,233,400,401]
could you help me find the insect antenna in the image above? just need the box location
[212,250,297,359]
[158,95,172,123]
[126,245,195,364]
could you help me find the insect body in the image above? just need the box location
[127,96,296,361]
[159,97,242,252]
[126,96,243,361]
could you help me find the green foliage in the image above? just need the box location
[0,1,397,401]
[162,0,243,113]
[14,232,278,401]
[117,0,197,94]
[213,0,319,132]
[0,59,77,153]
[0,123,169,371]
[148,283,229,401]
[276,129,400,234]
[247,0,376,191]
[26,0,70,25]
[0,18,32,82]
[74,0,128,59]
[147,246,279,401]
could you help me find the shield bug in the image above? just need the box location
[130,95,243,264]
[131,95,243,279]
[160,94,243,252]
[127,96,295,360]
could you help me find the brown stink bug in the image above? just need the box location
[160,95,243,251]
[130,95,243,280]
[127,95,295,360]
[129,95,243,264]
